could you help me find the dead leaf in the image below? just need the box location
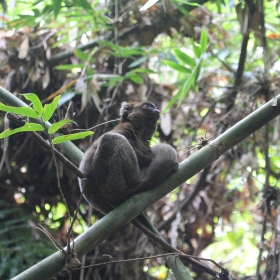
[88,79,102,113]
[271,97,277,107]
[46,47,51,60]
[42,67,50,89]
[170,212,182,248]
[160,100,172,136]
[76,78,88,112]
[18,36,29,59]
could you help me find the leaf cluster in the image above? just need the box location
[0,94,93,144]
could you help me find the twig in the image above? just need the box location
[47,132,71,219]
[132,219,222,278]
[37,224,65,252]
[76,251,224,276]
[256,203,268,279]
[69,118,120,133]
[76,253,178,269]
[263,257,279,280]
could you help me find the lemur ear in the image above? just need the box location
[120,102,131,120]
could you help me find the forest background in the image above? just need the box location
[0,0,280,279]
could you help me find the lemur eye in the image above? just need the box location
[143,103,154,109]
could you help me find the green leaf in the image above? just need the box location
[76,0,93,10]
[162,89,182,113]
[128,56,149,68]
[173,49,196,67]
[0,103,40,118]
[127,68,155,74]
[163,60,191,73]
[52,131,93,144]
[74,49,90,61]
[193,43,201,58]
[42,96,61,122]
[98,41,122,52]
[129,75,143,84]
[55,64,85,70]
[99,42,146,58]
[52,0,62,18]
[120,48,145,58]
[178,72,196,106]
[0,123,44,138]
[200,28,208,53]
[194,59,203,81]
[173,0,201,6]
[173,1,191,16]
[20,93,43,116]
[216,0,222,13]
[48,119,77,134]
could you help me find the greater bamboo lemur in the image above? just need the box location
[79,101,178,213]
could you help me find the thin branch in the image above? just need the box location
[47,133,71,219]
[132,219,221,278]
[69,118,120,133]
[76,252,224,273]
[263,257,279,280]
[256,203,268,279]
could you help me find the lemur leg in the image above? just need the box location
[79,133,141,210]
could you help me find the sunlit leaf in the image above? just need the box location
[52,131,93,144]
[174,49,196,67]
[21,93,43,115]
[128,75,143,84]
[120,48,145,58]
[0,103,40,118]
[173,0,201,6]
[178,72,196,106]
[193,43,201,58]
[200,28,208,53]
[52,202,67,219]
[0,123,44,138]
[162,89,182,113]
[55,64,85,70]
[127,68,155,74]
[163,60,191,73]
[8,15,37,29]
[48,119,77,134]
[42,96,61,122]
[194,59,203,81]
